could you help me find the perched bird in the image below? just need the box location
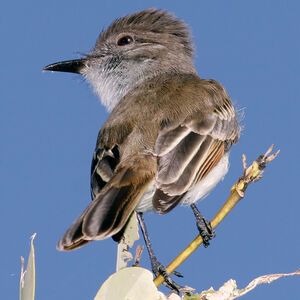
[44,8,240,290]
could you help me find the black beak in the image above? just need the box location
[43,58,87,74]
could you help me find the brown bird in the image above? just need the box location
[44,8,240,291]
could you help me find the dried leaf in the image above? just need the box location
[183,269,300,300]
[116,212,140,271]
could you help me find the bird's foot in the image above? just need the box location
[151,257,184,293]
[191,204,215,247]
[196,214,215,247]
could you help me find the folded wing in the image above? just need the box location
[153,98,240,214]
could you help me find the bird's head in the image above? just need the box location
[44,9,196,111]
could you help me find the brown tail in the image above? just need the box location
[57,158,155,251]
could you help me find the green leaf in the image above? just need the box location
[182,295,200,300]
[20,233,36,300]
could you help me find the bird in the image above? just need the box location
[44,8,240,291]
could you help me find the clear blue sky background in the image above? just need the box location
[1,1,299,299]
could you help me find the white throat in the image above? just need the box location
[82,58,152,111]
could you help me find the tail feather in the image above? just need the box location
[57,206,90,251]
[57,157,155,251]
[83,186,137,239]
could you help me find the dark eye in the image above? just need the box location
[117,36,133,46]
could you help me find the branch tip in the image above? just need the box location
[242,154,247,174]
[264,143,274,157]
[153,144,280,288]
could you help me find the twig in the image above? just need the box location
[132,245,144,267]
[153,144,280,287]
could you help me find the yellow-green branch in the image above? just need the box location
[154,144,280,287]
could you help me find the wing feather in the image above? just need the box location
[157,132,205,185]
[158,136,213,195]
[153,100,240,214]
[155,125,191,156]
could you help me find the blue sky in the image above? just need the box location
[1,1,300,299]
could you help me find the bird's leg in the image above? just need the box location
[136,212,183,293]
[190,203,215,247]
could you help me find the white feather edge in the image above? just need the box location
[135,152,229,212]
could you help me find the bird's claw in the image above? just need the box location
[196,217,216,248]
[151,258,184,293]
[191,204,215,247]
